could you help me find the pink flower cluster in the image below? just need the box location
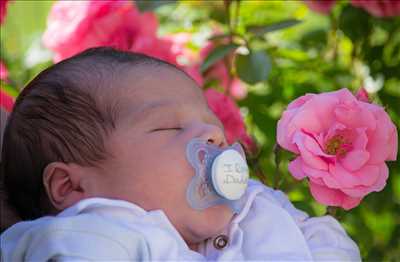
[43,0,176,64]
[164,34,248,100]
[304,0,336,15]
[305,0,400,17]
[0,61,8,81]
[205,89,253,147]
[0,89,14,112]
[42,0,252,147]
[352,0,400,17]
[1,0,11,81]
[277,88,398,209]
[199,42,247,100]
[0,0,10,25]
[0,52,14,113]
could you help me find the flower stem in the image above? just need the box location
[273,143,283,189]
[325,206,341,220]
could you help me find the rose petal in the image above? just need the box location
[352,128,368,150]
[353,164,380,186]
[293,131,328,170]
[309,181,362,210]
[341,195,363,210]
[366,117,396,164]
[341,186,370,198]
[387,125,398,161]
[334,88,359,104]
[288,157,307,180]
[303,93,338,131]
[309,177,325,186]
[324,122,346,143]
[340,150,370,172]
[329,163,360,188]
[303,132,335,158]
[302,163,341,188]
[277,109,301,154]
[309,181,343,207]
[332,164,385,198]
[289,108,324,137]
[334,103,376,130]
[287,94,315,110]
[369,163,389,192]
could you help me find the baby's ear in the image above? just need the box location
[43,162,86,211]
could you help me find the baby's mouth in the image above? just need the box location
[185,138,249,212]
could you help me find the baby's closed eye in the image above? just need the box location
[150,127,182,132]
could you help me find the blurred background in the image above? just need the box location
[1,0,399,260]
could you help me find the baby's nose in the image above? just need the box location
[198,123,227,147]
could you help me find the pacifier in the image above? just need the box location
[186,138,249,212]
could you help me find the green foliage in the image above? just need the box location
[339,5,371,42]
[135,0,176,12]
[0,0,54,91]
[201,43,239,72]
[247,19,302,37]
[235,51,271,84]
[1,1,399,261]
[156,1,400,261]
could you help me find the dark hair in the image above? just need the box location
[1,47,184,220]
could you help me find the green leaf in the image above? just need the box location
[208,33,232,41]
[135,0,176,12]
[338,5,371,42]
[0,83,19,98]
[235,50,271,84]
[247,19,301,37]
[383,29,400,67]
[200,43,239,73]
[299,29,328,49]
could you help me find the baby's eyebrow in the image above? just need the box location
[130,100,224,130]
[131,101,180,123]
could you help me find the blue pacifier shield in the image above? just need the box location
[186,138,249,212]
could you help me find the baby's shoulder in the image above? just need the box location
[0,211,150,261]
[236,179,360,261]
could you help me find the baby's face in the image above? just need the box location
[91,67,233,247]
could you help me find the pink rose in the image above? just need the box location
[200,42,247,100]
[162,33,205,86]
[351,0,400,17]
[0,0,10,25]
[164,33,199,64]
[0,89,14,112]
[355,87,369,103]
[205,89,253,149]
[161,33,203,81]
[277,88,398,210]
[43,0,177,64]
[130,35,178,66]
[304,0,336,14]
[0,62,13,111]
[0,61,8,81]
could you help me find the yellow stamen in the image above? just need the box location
[325,134,351,157]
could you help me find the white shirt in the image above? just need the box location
[0,179,361,261]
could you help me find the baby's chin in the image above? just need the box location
[191,204,235,241]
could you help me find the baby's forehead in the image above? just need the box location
[114,66,210,119]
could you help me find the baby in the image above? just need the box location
[0,47,361,261]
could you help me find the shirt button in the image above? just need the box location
[213,234,229,250]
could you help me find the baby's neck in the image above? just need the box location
[188,242,199,252]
